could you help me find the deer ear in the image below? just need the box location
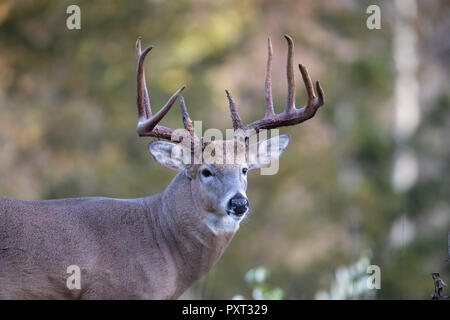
[249,134,290,170]
[148,141,185,172]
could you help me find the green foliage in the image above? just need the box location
[315,252,376,300]
[232,267,284,300]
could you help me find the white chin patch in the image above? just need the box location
[205,213,240,235]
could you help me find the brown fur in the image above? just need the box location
[0,173,235,299]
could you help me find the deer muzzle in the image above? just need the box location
[227,193,249,219]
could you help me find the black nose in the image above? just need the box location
[228,193,249,216]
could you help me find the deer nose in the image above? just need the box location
[227,193,249,217]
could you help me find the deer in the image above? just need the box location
[0,35,324,299]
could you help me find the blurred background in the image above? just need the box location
[0,0,448,299]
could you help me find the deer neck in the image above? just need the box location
[147,172,238,292]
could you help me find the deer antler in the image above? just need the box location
[226,35,325,135]
[135,37,188,141]
[135,35,324,147]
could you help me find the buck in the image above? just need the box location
[0,35,324,299]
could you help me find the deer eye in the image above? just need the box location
[242,168,248,175]
[201,169,213,178]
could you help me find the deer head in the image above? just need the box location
[135,35,324,229]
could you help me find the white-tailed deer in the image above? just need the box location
[0,35,324,299]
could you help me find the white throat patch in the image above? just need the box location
[205,213,240,235]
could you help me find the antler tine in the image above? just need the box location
[241,35,325,133]
[136,37,186,138]
[264,37,275,118]
[179,96,194,134]
[284,34,296,113]
[298,63,315,107]
[226,89,243,130]
[136,85,186,136]
[179,96,203,151]
[298,64,325,111]
[136,37,152,121]
[316,80,325,106]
